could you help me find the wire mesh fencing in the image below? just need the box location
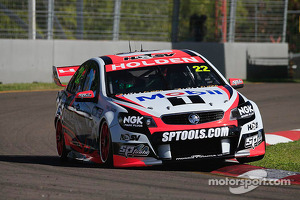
[0,0,289,43]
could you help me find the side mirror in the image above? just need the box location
[75,90,95,102]
[229,78,244,89]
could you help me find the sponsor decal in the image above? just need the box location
[122,116,143,127]
[247,122,258,131]
[136,90,223,102]
[78,92,92,98]
[124,53,175,61]
[120,134,141,141]
[57,66,79,77]
[231,79,243,86]
[119,144,150,158]
[106,56,204,72]
[238,104,254,118]
[176,153,224,161]
[162,127,229,142]
[245,132,263,149]
[75,91,95,99]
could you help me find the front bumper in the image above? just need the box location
[110,122,265,167]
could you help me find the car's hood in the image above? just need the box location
[113,87,238,117]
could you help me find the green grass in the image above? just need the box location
[251,140,300,172]
[0,82,62,92]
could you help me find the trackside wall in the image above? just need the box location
[0,39,287,83]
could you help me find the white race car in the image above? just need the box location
[53,49,265,167]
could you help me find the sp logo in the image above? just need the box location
[245,133,262,149]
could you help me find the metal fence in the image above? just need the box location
[227,0,288,43]
[0,0,288,43]
[287,10,300,53]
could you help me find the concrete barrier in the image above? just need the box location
[224,43,288,79]
[0,39,288,83]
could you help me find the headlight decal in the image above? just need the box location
[118,113,157,128]
[119,114,144,128]
[231,101,255,118]
[116,104,154,137]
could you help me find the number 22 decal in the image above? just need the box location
[193,65,210,72]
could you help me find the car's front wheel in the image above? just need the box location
[99,121,113,167]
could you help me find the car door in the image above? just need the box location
[62,63,89,149]
[72,61,101,152]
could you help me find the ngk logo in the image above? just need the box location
[123,116,143,127]
[238,105,254,118]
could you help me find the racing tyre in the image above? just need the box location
[99,121,113,167]
[237,155,264,164]
[56,121,69,162]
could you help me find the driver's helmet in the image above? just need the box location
[113,70,135,92]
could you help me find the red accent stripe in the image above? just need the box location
[113,155,147,167]
[249,141,266,157]
[115,95,145,108]
[62,124,81,147]
[70,98,75,106]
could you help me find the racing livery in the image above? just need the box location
[53,49,265,167]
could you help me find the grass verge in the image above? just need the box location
[0,82,62,92]
[251,140,300,172]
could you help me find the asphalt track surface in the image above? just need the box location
[0,83,299,200]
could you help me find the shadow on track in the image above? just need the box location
[0,155,101,168]
[130,160,240,173]
[0,155,240,172]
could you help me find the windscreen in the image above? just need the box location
[107,63,225,95]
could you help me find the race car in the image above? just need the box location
[53,49,265,167]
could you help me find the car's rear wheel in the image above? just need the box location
[56,121,68,162]
[237,155,264,164]
[99,121,113,167]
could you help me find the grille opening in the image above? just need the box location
[161,111,224,125]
